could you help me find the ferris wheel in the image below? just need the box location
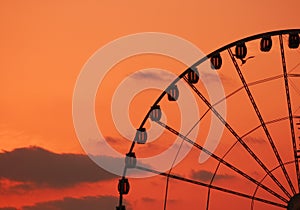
[116,29,300,210]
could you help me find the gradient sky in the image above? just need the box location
[1,1,300,210]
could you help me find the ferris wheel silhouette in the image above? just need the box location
[116,29,300,210]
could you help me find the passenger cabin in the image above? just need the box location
[187,67,199,84]
[125,152,136,168]
[210,53,222,70]
[235,42,247,59]
[289,33,300,49]
[260,36,272,52]
[167,85,179,101]
[135,128,147,144]
[149,105,162,122]
[118,178,130,195]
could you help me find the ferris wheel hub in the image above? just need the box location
[287,193,300,210]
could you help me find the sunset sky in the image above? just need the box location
[1,1,300,210]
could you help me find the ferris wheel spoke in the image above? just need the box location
[206,188,212,210]
[183,76,292,198]
[117,30,300,210]
[279,34,300,193]
[227,47,295,196]
[251,160,295,210]
[289,73,300,78]
[155,120,289,202]
[135,165,287,208]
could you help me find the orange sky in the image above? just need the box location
[1,1,300,210]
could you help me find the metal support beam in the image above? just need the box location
[279,34,300,192]
[135,166,287,208]
[227,48,295,195]
[156,120,288,203]
[184,76,292,198]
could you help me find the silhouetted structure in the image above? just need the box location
[117,29,300,210]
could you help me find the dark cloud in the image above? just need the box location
[130,70,174,82]
[22,195,131,210]
[0,147,117,188]
[191,170,234,182]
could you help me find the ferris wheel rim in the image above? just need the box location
[118,28,300,210]
[135,28,300,133]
